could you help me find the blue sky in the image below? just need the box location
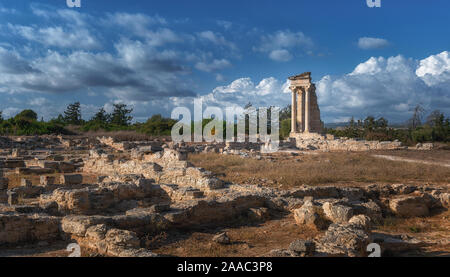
[0,0,449,123]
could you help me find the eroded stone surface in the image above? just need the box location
[0,135,448,257]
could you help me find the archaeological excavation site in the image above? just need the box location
[0,2,449,268]
[0,134,448,258]
[0,73,448,258]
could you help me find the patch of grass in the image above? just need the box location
[377,210,450,234]
[188,151,450,188]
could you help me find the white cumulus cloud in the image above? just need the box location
[416,51,450,86]
[254,30,313,62]
[269,49,293,62]
[8,24,100,49]
[317,51,450,123]
[195,59,231,72]
[358,37,390,50]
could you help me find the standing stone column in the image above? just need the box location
[304,85,310,133]
[297,89,304,132]
[291,88,297,133]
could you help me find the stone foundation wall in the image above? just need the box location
[83,149,223,190]
[293,136,404,151]
[97,137,135,151]
[0,213,61,245]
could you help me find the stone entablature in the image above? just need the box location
[289,72,323,136]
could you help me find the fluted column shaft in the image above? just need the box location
[291,89,297,133]
[304,86,310,133]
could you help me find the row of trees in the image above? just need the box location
[277,104,449,144]
[326,105,450,144]
[54,102,134,127]
[0,102,179,136]
[0,109,66,135]
[1,103,449,143]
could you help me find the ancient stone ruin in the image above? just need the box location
[289,72,323,137]
[0,134,448,257]
[285,72,426,151]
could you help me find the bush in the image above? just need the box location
[0,109,68,135]
[411,127,434,143]
[139,114,176,136]
[0,119,66,135]
[280,119,291,139]
[15,109,38,121]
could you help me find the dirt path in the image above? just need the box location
[372,155,450,168]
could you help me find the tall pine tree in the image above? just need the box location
[64,102,82,125]
[92,108,110,123]
[110,104,133,126]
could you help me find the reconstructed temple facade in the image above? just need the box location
[289,72,323,137]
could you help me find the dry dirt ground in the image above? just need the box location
[0,241,71,257]
[172,150,450,257]
[148,211,450,257]
[3,211,448,257]
[150,214,321,257]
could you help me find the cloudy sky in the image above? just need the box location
[0,0,449,123]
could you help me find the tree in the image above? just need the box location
[64,102,82,125]
[110,104,133,126]
[140,114,176,136]
[349,117,356,128]
[15,109,38,121]
[0,111,3,122]
[280,105,291,121]
[375,117,388,128]
[357,119,363,128]
[363,116,376,131]
[426,110,444,127]
[409,104,425,129]
[91,108,110,123]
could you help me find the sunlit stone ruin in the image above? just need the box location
[289,72,323,137]
[0,73,447,257]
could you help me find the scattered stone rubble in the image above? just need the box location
[0,135,447,257]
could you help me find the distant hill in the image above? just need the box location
[324,122,349,129]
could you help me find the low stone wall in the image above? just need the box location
[0,213,61,245]
[97,137,136,151]
[83,149,223,190]
[294,135,404,151]
[40,179,168,215]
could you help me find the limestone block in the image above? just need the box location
[21,178,32,188]
[323,202,353,223]
[7,191,19,205]
[61,174,83,185]
[316,223,370,257]
[389,195,430,217]
[348,215,372,231]
[293,200,328,230]
[3,160,25,168]
[40,176,56,186]
[288,240,315,256]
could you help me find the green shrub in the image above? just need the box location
[280,119,291,139]
[411,127,433,143]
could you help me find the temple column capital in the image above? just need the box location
[289,86,301,94]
